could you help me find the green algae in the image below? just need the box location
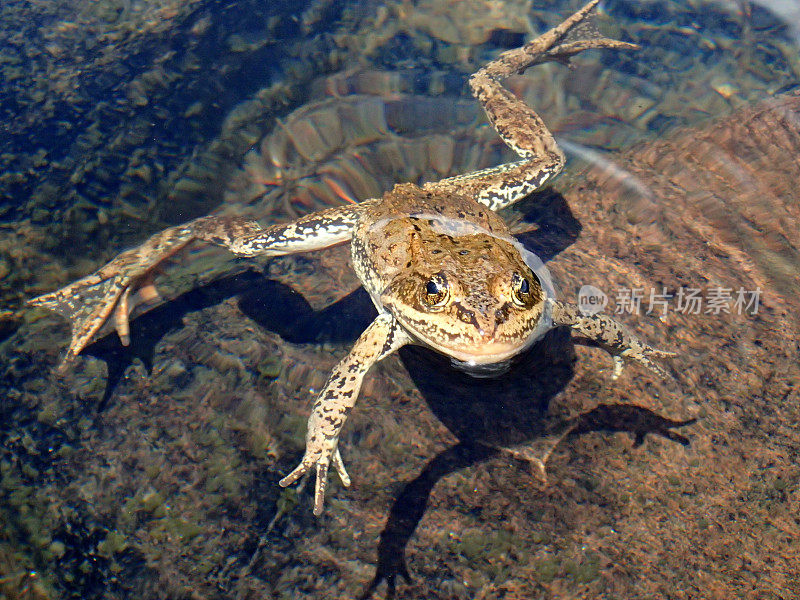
[97,531,128,557]
[565,551,601,584]
[257,355,283,381]
[533,555,559,583]
[277,413,308,451]
[140,490,165,513]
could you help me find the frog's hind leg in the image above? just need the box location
[429,0,637,211]
[29,203,368,366]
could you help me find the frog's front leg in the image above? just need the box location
[29,202,371,365]
[427,0,637,211]
[279,312,410,515]
[549,300,676,379]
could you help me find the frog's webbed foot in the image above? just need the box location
[550,300,676,380]
[478,0,638,82]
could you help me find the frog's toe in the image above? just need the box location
[640,357,669,380]
[313,461,330,516]
[113,276,164,346]
[332,447,351,488]
[113,287,134,347]
[611,355,625,380]
[279,457,313,489]
[547,38,639,67]
[620,346,676,379]
[129,272,163,307]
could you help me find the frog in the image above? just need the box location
[29,0,674,516]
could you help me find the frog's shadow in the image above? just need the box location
[358,336,692,600]
[79,190,691,597]
[511,187,583,263]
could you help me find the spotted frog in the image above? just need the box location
[30,1,674,515]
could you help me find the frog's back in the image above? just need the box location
[367,183,507,228]
[351,182,513,298]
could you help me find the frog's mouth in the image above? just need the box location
[399,322,529,365]
[438,340,527,364]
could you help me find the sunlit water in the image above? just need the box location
[1,1,798,598]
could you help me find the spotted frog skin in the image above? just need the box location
[30,1,674,515]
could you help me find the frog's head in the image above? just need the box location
[380,232,550,365]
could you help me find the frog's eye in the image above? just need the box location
[511,272,535,307]
[422,273,449,308]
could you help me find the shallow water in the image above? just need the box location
[1,0,799,598]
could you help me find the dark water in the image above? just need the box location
[1,1,799,598]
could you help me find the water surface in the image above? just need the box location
[1,1,798,598]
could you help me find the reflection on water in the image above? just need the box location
[1,0,799,598]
